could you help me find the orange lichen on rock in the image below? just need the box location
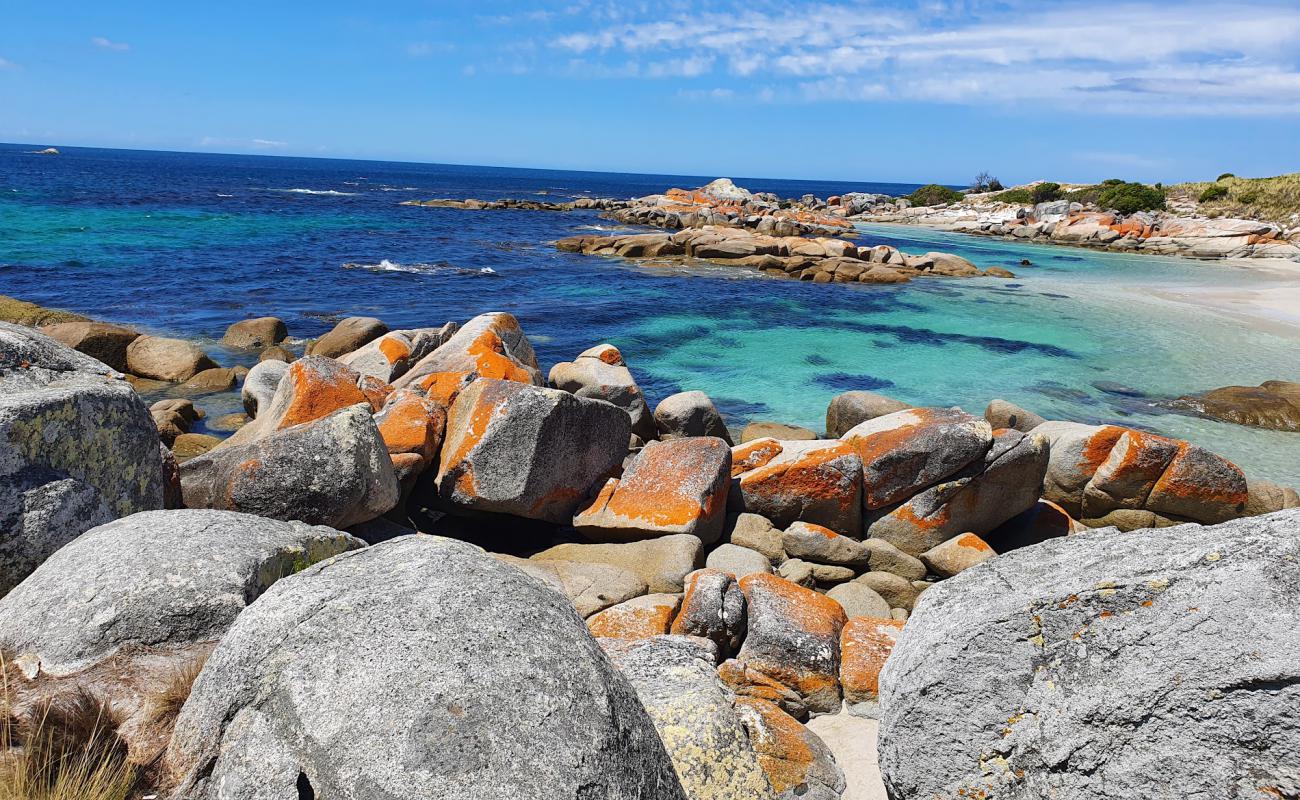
[732,437,784,477]
[1078,425,1129,476]
[465,328,536,383]
[377,334,412,365]
[732,697,822,793]
[956,532,994,553]
[376,389,446,461]
[417,370,476,407]
[274,358,369,430]
[1146,441,1249,523]
[437,380,503,496]
[357,374,393,412]
[840,617,905,703]
[586,594,681,640]
[736,442,862,533]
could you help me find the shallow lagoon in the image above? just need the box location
[2,145,1296,481]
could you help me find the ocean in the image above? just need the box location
[2,143,1297,482]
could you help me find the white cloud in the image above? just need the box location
[198,136,288,150]
[543,1,1300,114]
[91,36,130,51]
[0,57,16,69]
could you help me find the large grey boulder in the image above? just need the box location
[0,509,361,676]
[654,391,733,444]
[602,635,779,800]
[436,378,631,523]
[40,320,140,372]
[338,324,457,383]
[126,335,218,381]
[549,343,656,440]
[240,359,288,417]
[305,315,388,359]
[0,323,164,594]
[393,312,542,390]
[180,404,399,528]
[878,508,1300,800]
[166,535,687,800]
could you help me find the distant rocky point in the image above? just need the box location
[32,147,59,155]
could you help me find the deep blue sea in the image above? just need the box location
[2,144,1297,482]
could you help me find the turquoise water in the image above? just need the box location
[1,145,1296,482]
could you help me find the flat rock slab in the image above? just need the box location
[878,508,1300,800]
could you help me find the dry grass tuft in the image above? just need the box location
[1170,172,1300,225]
[144,654,208,728]
[0,652,136,800]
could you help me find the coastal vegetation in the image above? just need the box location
[1171,172,1300,222]
[906,184,964,206]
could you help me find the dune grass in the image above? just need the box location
[1,654,136,800]
[1170,172,1300,223]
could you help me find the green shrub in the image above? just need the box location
[1216,172,1235,181]
[1030,182,1062,204]
[1100,178,1126,187]
[1237,190,1259,204]
[1198,184,1229,203]
[993,188,1032,204]
[907,184,965,206]
[1097,182,1166,214]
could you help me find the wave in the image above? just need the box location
[263,188,359,196]
[216,193,234,198]
[343,259,500,277]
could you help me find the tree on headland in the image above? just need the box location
[1030,182,1062,204]
[971,172,1004,193]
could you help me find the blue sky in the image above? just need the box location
[2,0,1299,184]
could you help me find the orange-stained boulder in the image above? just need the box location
[338,323,457,383]
[574,437,731,544]
[841,407,992,509]
[731,437,784,477]
[220,356,372,450]
[1146,441,1248,524]
[733,697,846,798]
[393,312,542,391]
[435,379,630,523]
[671,568,746,657]
[1036,421,1129,516]
[374,388,446,465]
[839,616,905,704]
[735,573,849,713]
[587,594,682,640]
[1081,430,1181,518]
[717,659,809,720]
[732,440,863,535]
[920,532,996,577]
[356,374,393,412]
[549,343,655,440]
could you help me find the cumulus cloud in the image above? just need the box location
[91,36,130,51]
[543,0,1300,114]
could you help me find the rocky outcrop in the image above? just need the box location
[0,322,164,594]
[435,378,630,523]
[549,343,655,439]
[394,312,543,399]
[1171,380,1300,432]
[166,535,688,800]
[825,391,910,438]
[878,509,1300,800]
[575,437,732,543]
[240,359,288,417]
[180,404,399,528]
[533,534,703,594]
[40,320,140,372]
[587,594,681,640]
[730,439,863,535]
[495,554,647,618]
[126,335,219,381]
[220,317,287,349]
[402,196,631,212]
[655,391,734,444]
[339,324,458,384]
[305,316,388,359]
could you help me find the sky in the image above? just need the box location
[2,0,1299,184]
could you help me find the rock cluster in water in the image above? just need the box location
[2,299,1299,799]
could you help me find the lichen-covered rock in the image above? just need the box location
[782,521,870,566]
[0,509,361,676]
[575,437,731,543]
[338,324,457,383]
[868,429,1048,556]
[436,378,631,523]
[1036,421,1128,516]
[706,543,773,580]
[40,320,140,372]
[736,573,848,714]
[878,509,1300,800]
[221,317,287,350]
[654,390,733,444]
[549,343,655,440]
[393,312,542,394]
[842,407,993,510]
[671,568,746,657]
[602,635,778,800]
[533,534,702,593]
[125,335,218,381]
[305,315,388,359]
[588,593,682,640]
[824,391,909,438]
[227,356,374,449]
[239,359,288,417]
[732,439,863,535]
[0,323,164,594]
[921,532,996,577]
[180,404,399,529]
[839,617,904,707]
[374,387,446,465]
[734,697,846,800]
[166,535,687,800]
[495,554,647,617]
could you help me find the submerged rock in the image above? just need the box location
[0,323,164,594]
[167,535,687,800]
[1173,380,1300,432]
[878,508,1300,800]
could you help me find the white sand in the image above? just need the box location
[1149,258,1300,338]
[806,711,888,800]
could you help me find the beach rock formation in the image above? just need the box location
[878,509,1300,800]
[731,439,863,535]
[495,554,647,618]
[394,311,543,398]
[40,320,140,372]
[220,316,287,349]
[435,378,630,523]
[587,593,681,640]
[126,335,218,381]
[671,568,747,656]
[575,437,731,543]
[180,404,399,528]
[533,534,703,594]
[0,322,164,594]
[240,358,288,417]
[548,343,655,439]
[166,535,688,800]
[339,323,457,384]
[655,390,734,444]
[305,315,388,358]
[825,391,910,438]
[1173,379,1300,432]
